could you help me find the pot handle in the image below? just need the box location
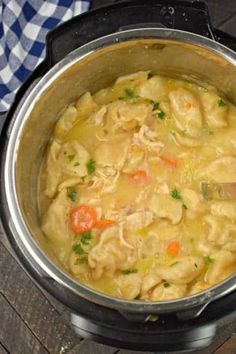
[45,0,215,67]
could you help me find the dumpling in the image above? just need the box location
[173,131,201,147]
[57,140,90,177]
[136,75,168,101]
[200,91,228,128]
[181,189,205,213]
[88,225,136,279]
[122,147,145,173]
[54,105,78,140]
[117,273,142,300]
[75,92,98,118]
[125,210,154,231]
[115,71,149,84]
[107,101,151,131]
[149,283,187,301]
[42,189,70,243]
[155,256,204,285]
[169,88,203,138]
[141,273,162,296]
[94,138,130,170]
[211,201,236,220]
[197,156,236,183]
[204,215,223,242]
[89,106,107,125]
[188,281,210,295]
[149,193,183,224]
[45,140,90,197]
[44,141,62,198]
[204,250,235,284]
[220,224,236,252]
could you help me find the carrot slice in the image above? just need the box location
[70,205,97,233]
[94,219,115,229]
[160,154,178,169]
[167,241,180,255]
[130,170,149,184]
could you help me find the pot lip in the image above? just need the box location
[3,28,236,313]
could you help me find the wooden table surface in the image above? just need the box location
[1,1,236,353]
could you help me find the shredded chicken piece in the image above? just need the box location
[89,170,120,194]
[89,106,107,125]
[125,210,154,231]
[118,222,134,249]
[133,125,164,153]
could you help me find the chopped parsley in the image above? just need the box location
[80,231,92,245]
[72,243,87,255]
[74,162,80,167]
[163,282,171,288]
[157,110,166,119]
[121,268,138,275]
[80,175,86,182]
[68,154,75,162]
[67,188,77,202]
[125,88,135,98]
[194,263,198,268]
[74,257,87,265]
[218,98,226,107]
[150,100,159,110]
[86,159,96,175]
[170,261,179,267]
[183,204,188,209]
[119,88,139,100]
[170,188,181,200]
[203,255,214,265]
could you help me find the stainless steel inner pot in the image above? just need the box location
[4,28,236,314]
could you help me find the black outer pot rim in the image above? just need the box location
[1,28,236,316]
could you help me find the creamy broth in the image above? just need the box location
[39,71,236,301]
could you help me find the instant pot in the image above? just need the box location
[0,0,236,352]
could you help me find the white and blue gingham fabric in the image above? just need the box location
[0,0,90,112]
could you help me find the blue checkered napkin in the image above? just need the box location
[0,0,90,112]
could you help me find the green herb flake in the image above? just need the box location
[64,151,67,155]
[80,175,86,182]
[163,282,171,288]
[170,261,179,267]
[157,110,166,119]
[67,188,77,202]
[80,231,92,245]
[72,243,87,255]
[68,154,75,162]
[121,268,138,275]
[150,100,159,110]
[125,88,135,98]
[74,162,80,167]
[171,188,181,200]
[203,255,214,265]
[194,263,198,268]
[86,159,96,175]
[118,96,125,100]
[218,98,226,107]
[183,204,188,209]
[74,257,88,265]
